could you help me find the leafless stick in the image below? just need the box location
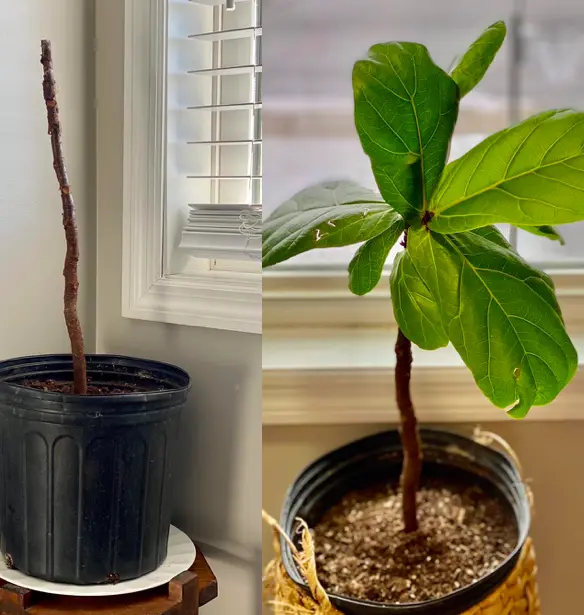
[40,40,87,395]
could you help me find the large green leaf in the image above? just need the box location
[262,181,402,267]
[450,21,507,98]
[517,225,565,245]
[348,226,404,296]
[404,226,577,417]
[471,227,564,321]
[390,247,449,350]
[428,110,584,233]
[353,42,459,220]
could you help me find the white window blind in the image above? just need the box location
[168,0,262,262]
[264,0,584,271]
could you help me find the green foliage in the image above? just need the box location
[390,242,449,350]
[353,42,459,220]
[518,225,565,245]
[450,21,507,98]
[262,21,582,416]
[398,226,576,418]
[262,181,403,268]
[428,110,584,233]
[349,225,405,295]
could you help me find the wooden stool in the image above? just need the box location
[0,545,218,614]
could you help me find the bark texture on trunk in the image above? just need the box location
[395,328,422,533]
[41,40,87,395]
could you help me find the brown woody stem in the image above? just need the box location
[395,328,422,533]
[41,40,87,395]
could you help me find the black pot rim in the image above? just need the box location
[280,427,531,615]
[0,353,191,403]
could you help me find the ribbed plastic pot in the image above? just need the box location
[280,428,531,615]
[0,354,190,585]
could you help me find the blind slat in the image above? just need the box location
[186,175,261,179]
[185,139,260,144]
[182,208,260,260]
[188,26,262,41]
[189,204,254,209]
[186,102,262,111]
[186,0,249,5]
[187,65,260,77]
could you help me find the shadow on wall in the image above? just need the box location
[172,360,246,548]
[99,320,259,556]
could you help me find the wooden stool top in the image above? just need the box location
[0,545,218,615]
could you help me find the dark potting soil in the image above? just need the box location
[312,476,518,605]
[21,379,159,395]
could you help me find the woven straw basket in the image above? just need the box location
[263,430,541,615]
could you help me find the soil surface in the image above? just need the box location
[21,379,156,395]
[312,476,518,605]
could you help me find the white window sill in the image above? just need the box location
[263,328,584,425]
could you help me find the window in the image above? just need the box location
[122,0,262,334]
[263,0,584,330]
[168,0,262,265]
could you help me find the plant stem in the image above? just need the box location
[395,328,422,533]
[41,40,87,395]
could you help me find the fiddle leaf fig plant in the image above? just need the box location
[263,21,581,533]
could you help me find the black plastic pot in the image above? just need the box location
[280,428,531,615]
[0,354,190,585]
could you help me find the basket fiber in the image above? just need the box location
[262,513,540,615]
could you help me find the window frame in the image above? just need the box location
[263,268,584,330]
[120,0,261,335]
[263,268,584,425]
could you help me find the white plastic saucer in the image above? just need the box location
[0,525,196,597]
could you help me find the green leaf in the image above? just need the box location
[450,21,507,98]
[405,226,577,417]
[390,248,449,350]
[348,225,404,296]
[353,42,459,220]
[517,225,565,245]
[472,227,564,320]
[429,110,584,233]
[262,181,402,268]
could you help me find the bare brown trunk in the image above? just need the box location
[395,328,422,533]
[40,40,87,395]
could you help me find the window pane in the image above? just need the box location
[515,5,584,267]
[168,0,262,269]
[264,0,513,268]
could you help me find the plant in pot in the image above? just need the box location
[0,42,190,585]
[263,21,581,614]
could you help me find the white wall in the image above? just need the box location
[95,2,261,614]
[0,0,96,357]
